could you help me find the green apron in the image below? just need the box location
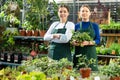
[73,22,98,71]
[48,22,72,61]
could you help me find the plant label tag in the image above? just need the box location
[94,76,100,80]
[70,76,74,80]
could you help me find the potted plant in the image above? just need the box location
[70,31,92,47]
[58,58,73,70]
[38,43,48,54]
[100,57,120,80]
[2,29,19,62]
[76,54,96,78]
[21,20,33,36]
[23,0,49,37]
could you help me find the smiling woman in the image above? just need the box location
[44,4,75,61]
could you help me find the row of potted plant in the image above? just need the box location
[0,56,120,80]
[0,41,48,63]
[96,43,120,56]
[100,20,120,33]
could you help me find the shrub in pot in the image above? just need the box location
[76,54,96,78]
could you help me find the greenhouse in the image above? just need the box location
[0,0,120,80]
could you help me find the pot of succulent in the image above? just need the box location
[76,54,96,78]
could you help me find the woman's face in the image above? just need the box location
[58,7,69,21]
[80,7,91,21]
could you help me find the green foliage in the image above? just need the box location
[96,46,111,55]
[58,58,73,69]
[109,43,120,55]
[2,29,19,51]
[6,14,20,27]
[0,1,21,28]
[76,54,96,68]
[24,0,49,30]
[17,71,46,80]
[70,31,92,46]
[0,11,5,26]
[0,67,21,80]
[100,57,120,77]
[100,20,120,30]
[22,57,73,77]
[22,20,33,30]
[39,43,48,52]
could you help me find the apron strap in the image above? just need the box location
[52,21,68,32]
[79,22,93,30]
[63,21,68,28]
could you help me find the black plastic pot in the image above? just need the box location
[10,53,14,63]
[17,53,23,64]
[3,52,8,62]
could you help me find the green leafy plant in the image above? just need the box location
[17,71,46,80]
[6,14,20,28]
[0,1,21,28]
[76,54,96,68]
[22,20,33,30]
[58,58,73,69]
[109,43,120,55]
[21,57,73,77]
[70,31,92,47]
[39,43,48,53]
[2,29,19,51]
[0,11,5,26]
[100,57,120,78]
[25,0,49,30]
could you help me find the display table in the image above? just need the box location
[0,62,21,68]
[97,54,119,65]
[14,36,44,41]
[13,36,44,46]
[100,33,120,47]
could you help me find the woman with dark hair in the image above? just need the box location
[44,4,75,61]
[72,4,100,71]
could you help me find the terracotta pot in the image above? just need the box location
[110,77,120,80]
[39,51,48,54]
[32,30,39,36]
[80,68,91,78]
[19,30,26,36]
[39,30,46,37]
[26,30,32,36]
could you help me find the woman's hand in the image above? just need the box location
[71,40,80,46]
[81,41,95,46]
[81,41,89,46]
[53,34,61,39]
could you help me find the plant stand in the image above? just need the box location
[100,33,120,48]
